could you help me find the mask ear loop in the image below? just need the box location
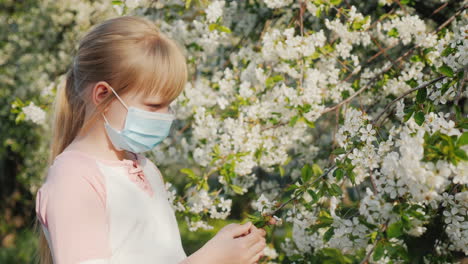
[102,85,129,123]
[108,85,129,110]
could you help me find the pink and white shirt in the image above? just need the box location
[35,149,188,264]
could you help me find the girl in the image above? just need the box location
[34,16,267,264]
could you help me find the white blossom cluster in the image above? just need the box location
[205,1,225,23]
[441,192,468,254]
[328,216,370,253]
[263,245,279,260]
[428,78,459,105]
[252,193,276,215]
[440,17,468,72]
[381,61,424,96]
[262,0,294,9]
[165,182,185,212]
[186,187,213,214]
[375,112,464,205]
[185,217,214,232]
[359,188,394,225]
[262,28,326,62]
[379,13,429,46]
[335,107,382,184]
[184,186,233,220]
[22,102,46,125]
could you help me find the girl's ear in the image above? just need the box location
[92,81,111,107]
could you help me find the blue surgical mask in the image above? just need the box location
[101,86,175,153]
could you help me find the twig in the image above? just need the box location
[369,169,378,195]
[431,2,448,16]
[371,75,447,127]
[360,237,379,264]
[360,220,390,264]
[454,68,467,107]
[436,4,467,32]
[321,72,382,114]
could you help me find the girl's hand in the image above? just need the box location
[184,222,267,264]
[235,221,267,239]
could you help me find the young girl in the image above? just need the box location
[34,16,267,264]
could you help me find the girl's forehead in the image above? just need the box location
[131,90,171,104]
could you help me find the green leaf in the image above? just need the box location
[279,166,285,177]
[180,168,196,179]
[416,88,427,104]
[15,112,25,124]
[458,132,468,146]
[312,164,323,176]
[403,106,414,122]
[208,23,217,31]
[333,168,344,180]
[289,115,299,127]
[438,65,454,77]
[230,184,245,195]
[217,25,231,33]
[303,117,315,128]
[387,28,399,38]
[330,0,342,5]
[332,148,346,155]
[323,227,335,242]
[387,221,403,238]
[454,149,468,160]
[373,241,385,261]
[441,46,457,57]
[348,170,356,184]
[112,0,123,5]
[202,180,209,190]
[308,189,318,202]
[302,164,312,183]
[265,75,284,87]
[330,183,343,196]
[285,183,299,192]
[414,111,425,126]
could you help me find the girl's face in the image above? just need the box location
[93,81,172,130]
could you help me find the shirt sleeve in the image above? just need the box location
[35,154,112,264]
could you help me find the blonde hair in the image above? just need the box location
[33,15,188,264]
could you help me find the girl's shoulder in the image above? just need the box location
[39,150,108,206]
[36,150,108,229]
[47,150,106,184]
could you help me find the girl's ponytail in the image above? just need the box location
[34,62,87,264]
[49,64,86,162]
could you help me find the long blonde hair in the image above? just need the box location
[33,15,188,264]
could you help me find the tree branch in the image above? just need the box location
[371,75,447,127]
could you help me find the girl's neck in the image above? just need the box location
[64,141,133,162]
[66,118,132,162]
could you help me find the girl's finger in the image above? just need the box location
[238,230,262,248]
[247,238,266,257]
[258,228,266,236]
[249,249,264,264]
[250,225,266,237]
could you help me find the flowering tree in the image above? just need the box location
[11,0,467,263]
